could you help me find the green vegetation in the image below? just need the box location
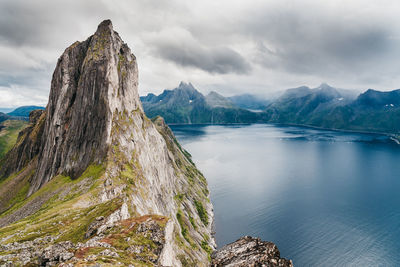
[59,200,122,243]
[195,200,208,226]
[176,209,190,243]
[0,164,106,243]
[201,240,212,259]
[0,120,28,159]
[189,215,197,230]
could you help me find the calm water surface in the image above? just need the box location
[171,124,400,266]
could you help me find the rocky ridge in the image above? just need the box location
[0,20,214,266]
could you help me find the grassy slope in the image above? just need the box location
[0,164,164,265]
[0,120,28,159]
[0,114,213,266]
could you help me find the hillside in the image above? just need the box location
[264,83,351,124]
[7,106,45,118]
[0,120,29,159]
[0,105,44,123]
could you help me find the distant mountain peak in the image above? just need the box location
[178,81,195,91]
[205,90,234,108]
[207,91,223,97]
[318,82,332,89]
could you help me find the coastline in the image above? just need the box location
[168,121,400,144]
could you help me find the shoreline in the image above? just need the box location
[169,122,400,144]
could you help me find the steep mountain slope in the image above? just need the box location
[264,84,400,134]
[141,82,208,123]
[141,83,260,124]
[205,91,234,108]
[0,20,214,266]
[318,89,400,133]
[264,83,356,125]
[7,106,46,118]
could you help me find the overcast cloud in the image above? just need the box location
[0,0,400,107]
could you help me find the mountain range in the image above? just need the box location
[0,106,45,123]
[264,84,400,134]
[141,82,261,124]
[142,82,400,136]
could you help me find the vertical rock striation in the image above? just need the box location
[31,20,141,194]
[0,20,214,266]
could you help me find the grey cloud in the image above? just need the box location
[240,3,396,79]
[1,0,400,106]
[155,42,251,74]
[0,0,111,47]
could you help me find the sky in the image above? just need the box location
[1,0,400,107]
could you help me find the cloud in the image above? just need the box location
[146,28,251,74]
[0,85,48,108]
[0,0,400,106]
[238,1,396,78]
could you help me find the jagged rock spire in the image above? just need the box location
[30,20,141,194]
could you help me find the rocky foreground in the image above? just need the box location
[212,236,293,267]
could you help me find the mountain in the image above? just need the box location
[0,20,215,266]
[263,84,400,134]
[354,89,400,108]
[141,82,261,124]
[321,89,400,133]
[205,91,235,108]
[264,83,355,125]
[0,113,9,124]
[7,105,45,118]
[228,93,270,110]
[141,82,207,123]
[0,106,44,123]
[0,112,28,123]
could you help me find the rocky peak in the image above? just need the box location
[29,109,44,124]
[178,81,194,89]
[30,19,141,194]
[0,20,214,266]
[315,83,340,98]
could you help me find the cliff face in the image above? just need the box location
[32,20,141,194]
[0,20,214,266]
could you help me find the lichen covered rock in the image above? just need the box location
[211,236,293,267]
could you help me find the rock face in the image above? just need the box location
[31,19,141,194]
[211,236,293,267]
[0,20,214,266]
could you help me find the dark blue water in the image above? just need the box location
[171,124,400,266]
